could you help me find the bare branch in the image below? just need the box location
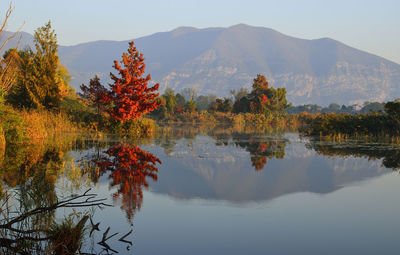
[0,2,25,52]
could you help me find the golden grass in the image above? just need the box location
[0,105,78,145]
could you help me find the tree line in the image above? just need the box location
[287,101,388,114]
[148,74,291,119]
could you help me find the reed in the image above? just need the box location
[0,105,77,145]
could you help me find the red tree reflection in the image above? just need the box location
[97,143,161,220]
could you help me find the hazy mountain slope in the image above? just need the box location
[57,27,225,87]
[160,24,400,105]
[2,25,400,105]
[0,31,34,52]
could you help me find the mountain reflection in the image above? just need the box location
[93,143,162,221]
[150,127,400,203]
[1,126,400,226]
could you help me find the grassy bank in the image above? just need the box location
[0,103,158,146]
[0,105,77,145]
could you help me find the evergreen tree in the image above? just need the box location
[31,21,61,109]
[9,22,64,109]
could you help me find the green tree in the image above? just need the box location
[234,74,290,115]
[175,93,186,110]
[328,103,340,112]
[31,21,61,109]
[385,101,400,122]
[360,102,384,113]
[9,21,64,109]
[182,88,197,113]
[195,94,217,111]
[209,98,233,112]
[162,88,177,114]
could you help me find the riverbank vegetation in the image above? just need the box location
[299,100,400,140]
[150,74,295,127]
[0,19,159,146]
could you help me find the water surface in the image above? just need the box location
[1,124,399,254]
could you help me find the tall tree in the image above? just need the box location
[31,21,61,109]
[162,88,177,114]
[9,22,64,109]
[104,41,161,122]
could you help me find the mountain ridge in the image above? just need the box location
[1,24,399,105]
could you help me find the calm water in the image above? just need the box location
[1,124,400,254]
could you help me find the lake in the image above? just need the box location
[1,124,400,254]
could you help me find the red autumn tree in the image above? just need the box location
[105,41,161,122]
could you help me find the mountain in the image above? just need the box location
[2,24,400,105]
[0,31,34,51]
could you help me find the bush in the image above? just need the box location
[0,105,27,143]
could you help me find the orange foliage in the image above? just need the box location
[103,41,161,122]
[97,143,161,220]
[251,156,267,171]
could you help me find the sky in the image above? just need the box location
[1,0,400,64]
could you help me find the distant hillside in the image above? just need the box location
[2,24,400,105]
[0,31,33,52]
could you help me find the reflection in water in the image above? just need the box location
[156,124,288,171]
[0,188,114,254]
[0,137,146,253]
[229,133,286,170]
[307,139,400,170]
[150,130,398,203]
[94,143,162,221]
[1,124,400,254]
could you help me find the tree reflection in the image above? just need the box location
[155,123,288,171]
[95,143,162,221]
[0,189,112,254]
[236,137,286,170]
[307,139,400,170]
[214,133,287,170]
[0,138,135,253]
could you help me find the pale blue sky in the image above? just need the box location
[1,0,400,63]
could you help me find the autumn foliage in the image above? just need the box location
[97,143,161,220]
[103,41,161,122]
